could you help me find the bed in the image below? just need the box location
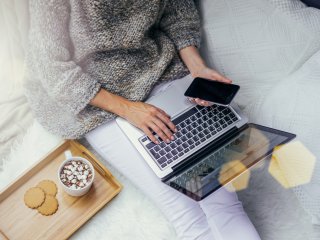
[1,0,320,239]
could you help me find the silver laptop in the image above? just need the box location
[116,77,295,200]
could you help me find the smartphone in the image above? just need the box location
[184,78,240,105]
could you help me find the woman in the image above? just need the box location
[25,0,260,239]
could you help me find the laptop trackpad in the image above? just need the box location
[147,84,194,117]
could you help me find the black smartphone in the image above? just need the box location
[184,78,240,105]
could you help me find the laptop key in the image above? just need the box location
[195,141,200,146]
[177,146,183,152]
[190,144,195,149]
[179,152,184,157]
[157,157,166,164]
[146,142,156,149]
[166,153,173,159]
[187,139,194,145]
[150,149,157,157]
[154,145,161,152]
[159,150,166,156]
[200,138,206,142]
[193,136,199,141]
[171,149,178,156]
[161,163,167,168]
[170,142,177,148]
[203,129,210,135]
[187,133,193,138]
[165,146,171,152]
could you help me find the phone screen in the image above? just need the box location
[184,78,240,105]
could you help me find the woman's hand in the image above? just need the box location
[90,89,176,144]
[122,101,177,144]
[179,46,232,106]
[190,65,232,106]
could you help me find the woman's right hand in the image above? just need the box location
[122,101,177,144]
[90,89,176,144]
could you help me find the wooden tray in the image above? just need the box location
[0,140,122,240]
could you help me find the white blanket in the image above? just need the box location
[0,0,31,166]
[1,0,320,238]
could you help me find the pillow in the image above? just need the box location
[198,0,320,110]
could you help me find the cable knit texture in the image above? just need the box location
[24,0,200,139]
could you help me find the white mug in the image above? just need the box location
[57,150,95,197]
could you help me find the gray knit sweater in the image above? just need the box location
[25,0,200,139]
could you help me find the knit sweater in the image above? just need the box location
[24,0,201,139]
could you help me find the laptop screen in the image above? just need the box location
[165,124,295,201]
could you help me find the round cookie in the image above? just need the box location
[37,180,57,196]
[37,195,59,216]
[24,187,45,209]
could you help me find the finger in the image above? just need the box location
[148,121,170,143]
[156,112,177,133]
[142,126,159,144]
[194,98,208,106]
[188,97,196,103]
[153,118,175,141]
[156,107,171,118]
[210,69,232,83]
[210,71,232,83]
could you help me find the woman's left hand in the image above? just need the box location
[189,66,233,106]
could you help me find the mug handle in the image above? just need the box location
[64,150,73,160]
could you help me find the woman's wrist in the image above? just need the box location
[89,88,131,118]
[179,46,207,77]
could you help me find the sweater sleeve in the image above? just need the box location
[159,0,201,51]
[27,0,101,115]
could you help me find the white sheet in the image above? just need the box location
[0,0,32,165]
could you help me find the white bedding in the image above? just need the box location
[1,0,320,239]
[0,0,31,167]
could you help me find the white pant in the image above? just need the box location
[85,77,261,240]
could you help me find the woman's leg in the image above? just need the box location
[200,187,261,240]
[85,76,260,239]
[86,120,215,240]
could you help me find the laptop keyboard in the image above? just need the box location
[139,105,240,169]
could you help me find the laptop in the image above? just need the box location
[116,77,295,201]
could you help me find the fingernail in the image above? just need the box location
[174,128,178,132]
[171,136,175,141]
[156,141,159,144]
[166,139,170,143]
